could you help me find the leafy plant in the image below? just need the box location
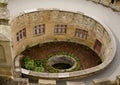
[34,60,42,67]
[23,56,44,72]
[34,66,44,72]
[24,59,34,70]
[23,56,31,62]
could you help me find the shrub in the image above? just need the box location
[24,59,34,70]
[23,56,31,62]
[35,60,42,66]
[23,56,44,72]
[34,67,44,72]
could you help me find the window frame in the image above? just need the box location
[54,25,67,34]
[75,28,88,40]
[33,24,45,36]
[16,28,26,42]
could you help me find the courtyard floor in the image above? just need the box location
[22,42,101,70]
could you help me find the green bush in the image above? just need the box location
[23,56,31,62]
[23,56,44,72]
[34,60,42,67]
[34,67,44,72]
[24,59,34,70]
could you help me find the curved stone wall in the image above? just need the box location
[11,9,116,79]
[90,0,120,11]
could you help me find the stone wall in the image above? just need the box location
[11,9,114,61]
[89,0,120,11]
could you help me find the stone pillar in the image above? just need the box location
[92,78,113,85]
[39,79,56,85]
[0,0,13,77]
[66,81,85,85]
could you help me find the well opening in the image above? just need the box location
[48,55,77,71]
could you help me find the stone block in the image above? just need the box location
[92,78,112,85]
[66,81,85,85]
[39,79,56,85]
